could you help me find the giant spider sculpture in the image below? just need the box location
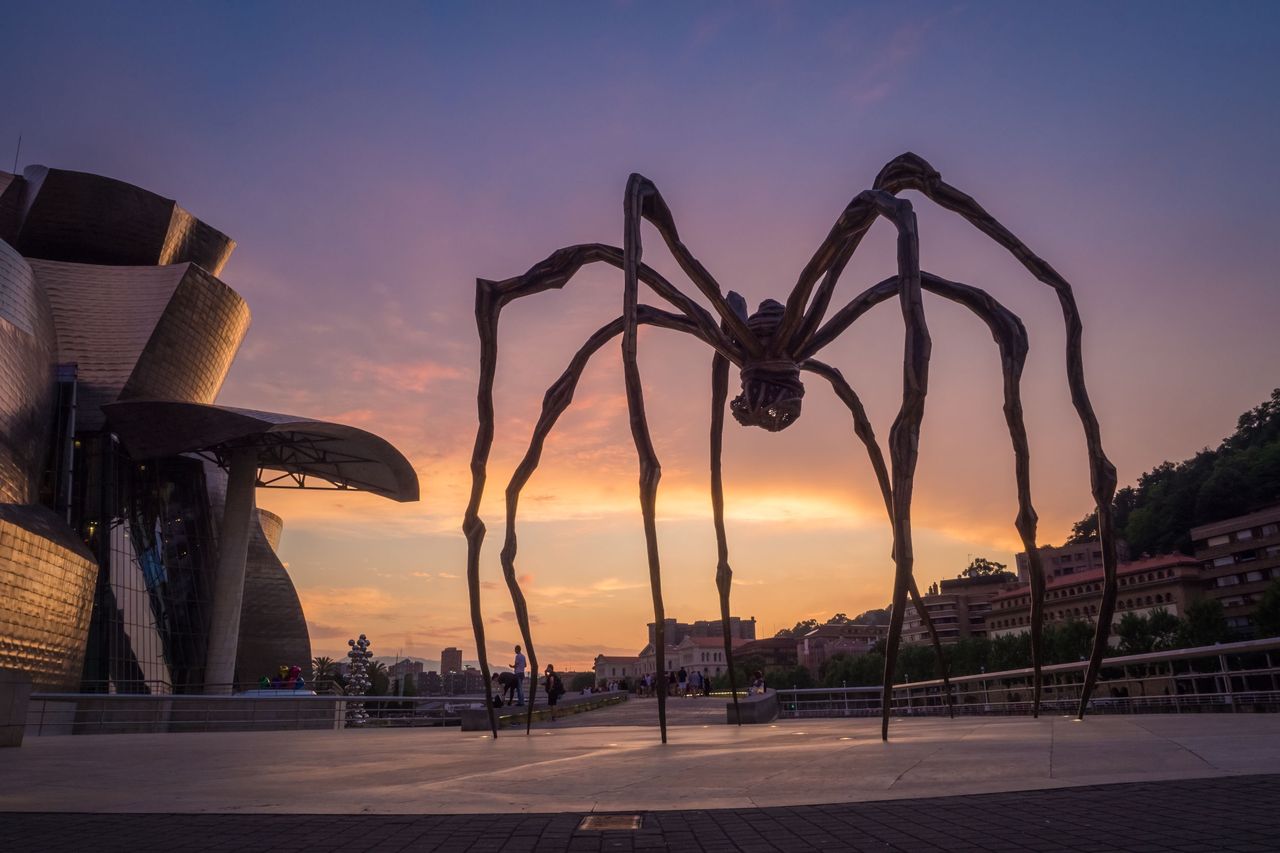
[462,153,1119,743]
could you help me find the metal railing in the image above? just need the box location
[777,637,1280,719]
[24,693,468,737]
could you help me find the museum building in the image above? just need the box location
[0,165,417,695]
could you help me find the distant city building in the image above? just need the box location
[636,635,748,680]
[420,670,443,695]
[733,637,800,669]
[388,658,424,683]
[441,647,463,674]
[1015,539,1130,583]
[798,623,887,674]
[646,615,756,647]
[593,654,639,685]
[1192,504,1280,636]
[903,574,1019,645]
[988,553,1203,639]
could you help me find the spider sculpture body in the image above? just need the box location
[462,153,1119,743]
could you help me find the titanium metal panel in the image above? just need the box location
[234,509,311,686]
[0,503,97,690]
[0,240,55,503]
[31,260,249,430]
[16,167,235,275]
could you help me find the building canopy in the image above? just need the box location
[104,400,419,502]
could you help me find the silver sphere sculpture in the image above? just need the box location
[345,634,373,727]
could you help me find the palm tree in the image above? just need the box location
[311,656,338,692]
[367,660,390,696]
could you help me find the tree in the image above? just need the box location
[368,661,389,696]
[1067,389,1280,555]
[851,608,890,626]
[960,557,1015,582]
[775,618,819,638]
[570,672,595,692]
[311,656,338,690]
[1256,579,1280,639]
[1147,609,1182,650]
[1116,612,1154,655]
[1181,599,1229,647]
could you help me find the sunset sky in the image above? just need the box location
[4,2,1279,669]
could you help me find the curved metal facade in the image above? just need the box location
[122,265,250,405]
[31,260,249,430]
[15,167,235,275]
[0,239,55,504]
[0,162,417,696]
[235,509,312,686]
[0,504,97,690]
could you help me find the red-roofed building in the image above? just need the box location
[798,623,887,675]
[733,637,800,669]
[987,554,1204,640]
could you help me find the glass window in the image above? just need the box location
[1216,575,1240,587]
[1261,523,1279,537]
[1236,529,1254,541]
[1214,556,1236,567]
[1245,571,1264,583]
[1208,535,1230,547]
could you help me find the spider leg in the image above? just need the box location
[710,351,743,724]
[872,154,1117,721]
[802,358,956,719]
[463,246,741,739]
[497,307,710,734]
[804,271,1050,717]
[625,175,680,744]
[625,175,763,359]
[865,193,927,743]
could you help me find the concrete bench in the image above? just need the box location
[459,692,628,731]
[726,690,778,724]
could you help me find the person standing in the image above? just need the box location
[677,666,688,696]
[512,645,527,706]
[544,664,564,721]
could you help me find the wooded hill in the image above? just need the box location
[1069,388,1280,555]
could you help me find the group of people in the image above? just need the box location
[490,645,568,719]
[637,667,713,697]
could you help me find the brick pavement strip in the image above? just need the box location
[2,774,1278,852]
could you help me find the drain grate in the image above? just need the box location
[578,814,643,831]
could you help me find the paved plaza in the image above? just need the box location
[6,711,1280,850]
[4,710,1280,810]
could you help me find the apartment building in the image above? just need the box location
[1191,505,1280,635]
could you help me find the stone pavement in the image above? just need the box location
[4,773,1278,852]
[5,714,1280,814]
[530,694,726,728]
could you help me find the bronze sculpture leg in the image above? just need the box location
[804,271,1049,714]
[710,352,742,722]
[872,154,1118,718]
[802,359,955,717]
[464,245,737,739]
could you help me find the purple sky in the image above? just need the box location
[4,2,1279,667]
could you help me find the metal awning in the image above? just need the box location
[103,400,419,502]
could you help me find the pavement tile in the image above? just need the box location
[4,774,1280,852]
